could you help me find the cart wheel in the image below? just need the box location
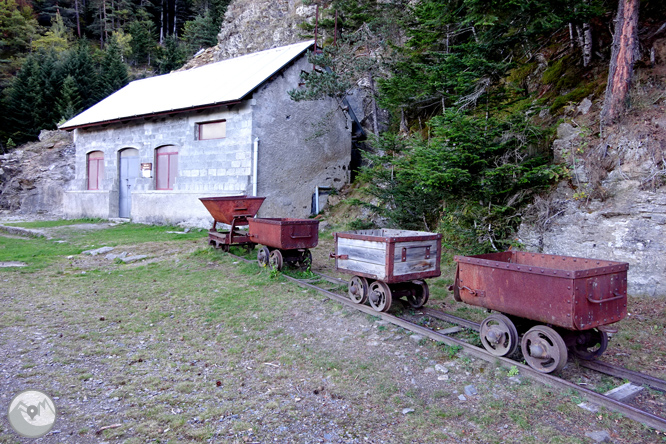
[572,329,608,361]
[299,249,313,271]
[244,243,255,253]
[368,281,392,312]
[480,314,518,357]
[348,276,369,304]
[521,325,568,373]
[406,281,430,308]
[269,249,283,271]
[257,246,270,267]
[221,244,230,253]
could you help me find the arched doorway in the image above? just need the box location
[119,148,139,218]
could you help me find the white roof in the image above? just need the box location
[60,40,314,130]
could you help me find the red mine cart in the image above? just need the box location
[199,196,266,251]
[453,251,629,373]
[247,218,319,271]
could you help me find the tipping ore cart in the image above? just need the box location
[247,218,319,271]
[452,251,629,373]
[199,196,266,252]
[331,229,442,312]
[199,195,319,271]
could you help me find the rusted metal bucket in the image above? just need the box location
[247,218,319,250]
[453,251,629,331]
[199,196,265,227]
[199,195,266,251]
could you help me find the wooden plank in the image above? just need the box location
[336,258,386,280]
[338,237,386,251]
[393,239,439,250]
[338,244,386,265]
[393,259,437,276]
[392,244,439,262]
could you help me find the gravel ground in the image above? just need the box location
[0,222,663,443]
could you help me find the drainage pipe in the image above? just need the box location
[252,137,259,197]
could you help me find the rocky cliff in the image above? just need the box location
[181,0,319,70]
[0,131,75,216]
[518,69,666,297]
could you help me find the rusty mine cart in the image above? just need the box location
[200,195,319,271]
[453,251,629,373]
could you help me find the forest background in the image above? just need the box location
[0,0,664,255]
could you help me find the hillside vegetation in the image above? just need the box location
[296,0,664,254]
[1,0,665,256]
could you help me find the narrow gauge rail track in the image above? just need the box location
[225,251,666,432]
[310,271,666,394]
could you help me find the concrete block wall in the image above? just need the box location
[64,104,255,226]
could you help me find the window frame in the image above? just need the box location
[155,146,178,190]
[197,119,227,141]
[87,151,105,190]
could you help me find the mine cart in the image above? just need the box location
[199,196,266,251]
[247,218,319,271]
[452,251,629,373]
[331,229,442,312]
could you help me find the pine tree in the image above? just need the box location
[3,55,44,143]
[56,75,82,122]
[32,10,72,53]
[37,49,65,130]
[99,33,129,97]
[128,20,157,66]
[63,41,102,110]
[0,0,38,58]
[182,11,217,55]
[157,34,185,74]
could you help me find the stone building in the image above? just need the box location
[59,40,352,226]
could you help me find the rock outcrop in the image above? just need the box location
[180,0,318,70]
[0,130,75,216]
[518,102,666,297]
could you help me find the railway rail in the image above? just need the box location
[224,250,666,432]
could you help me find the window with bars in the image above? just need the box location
[156,146,178,190]
[87,151,104,190]
[197,120,226,140]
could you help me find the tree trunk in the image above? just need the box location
[368,72,379,136]
[600,0,640,127]
[74,0,81,37]
[582,22,593,67]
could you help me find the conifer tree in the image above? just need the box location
[63,41,101,110]
[56,75,82,121]
[4,55,44,143]
[182,11,217,55]
[128,20,157,65]
[100,33,129,97]
[37,49,65,130]
[0,0,38,58]
[157,34,185,74]
[32,10,72,53]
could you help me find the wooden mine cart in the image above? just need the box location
[332,229,442,312]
